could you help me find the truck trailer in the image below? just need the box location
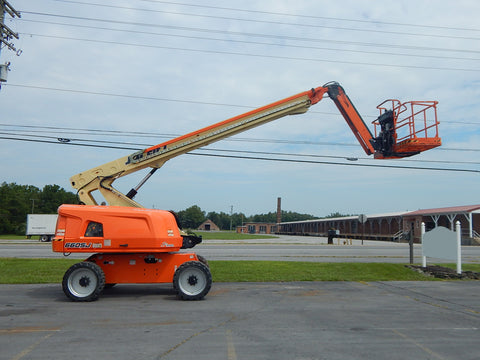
[26,214,58,242]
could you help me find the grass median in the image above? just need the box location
[0,232,277,241]
[4,258,479,284]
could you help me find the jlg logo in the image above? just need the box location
[65,242,92,248]
[125,147,162,164]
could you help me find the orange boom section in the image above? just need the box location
[52,204,185,254]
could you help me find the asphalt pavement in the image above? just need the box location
[1,281,479,360]
[1,236,480,359]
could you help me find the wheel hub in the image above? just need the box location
[79,276,91,288]
[187,275,198,286]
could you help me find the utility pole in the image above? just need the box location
[0,0,21,88]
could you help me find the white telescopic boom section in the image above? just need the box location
[71,87,328,206]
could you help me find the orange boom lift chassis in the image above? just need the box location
[52,82,441,301]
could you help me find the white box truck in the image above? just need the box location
[26,214,58,242]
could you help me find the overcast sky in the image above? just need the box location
[1,0,479,217]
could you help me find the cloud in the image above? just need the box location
[1,0,479,216]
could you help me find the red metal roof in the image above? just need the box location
[405,205,480,216]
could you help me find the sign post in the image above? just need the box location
[456,221,462,275]
[358,214,367,245]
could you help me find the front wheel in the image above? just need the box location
[173,261,212,300]
[62,262,105,302]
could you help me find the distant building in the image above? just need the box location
[236,222,277,234]
[197,219,220,231]
[276,205,480,244]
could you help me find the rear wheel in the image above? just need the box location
[197,255,209,267]
[173,261,212,300]
[62,262,105,302]
[40,235,50,242]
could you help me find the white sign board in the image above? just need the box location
[358,214,368,224]
[421,222,462,274]
[422,226,457,260]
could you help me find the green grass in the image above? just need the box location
[0,234,30,240]
[0,258,446,284]
[196,231,277,240]
[438,263,480,273]
[1,259,478,284]
[210,261,433,282]
[0,232,277,241]
[0,258,78,283]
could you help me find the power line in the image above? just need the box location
[199,148,480,166]
[53,0,480,32]
[2,84,478,127]
[16,12,480,72]
[2,126,480,165]
[12,33,480,72]
[20,12,480,55]
[0,127,380,148]
[0,135,137,150]
[0,131,362,154]
[128,0,480,33]
[1,134,479,173]
[4,83,251,108]
[40,1,480,41]
[188,152,480,174]
[19,19,480,63]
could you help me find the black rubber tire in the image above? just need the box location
[40,235,50,242]
[197,255,209,267]
[173,261,212,300]
[62,262,105,302]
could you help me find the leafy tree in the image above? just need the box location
[205,211,247,230]
[324,212,355,218]
[251,211,316,223]
[0,182,77,235]
[0,183,41,234]
[0,182,326,235]
[206,211,230,230]
[177,205,206,229]
[231,212,246,229]
[37,184,78,213]
[201,210,315,230]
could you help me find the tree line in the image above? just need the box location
[0,182,319,235]
[0,182,78,234]
[176,205,317,230]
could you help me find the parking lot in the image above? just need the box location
[1,280,479,360]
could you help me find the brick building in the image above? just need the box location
[236,222,277,234]
[277,205,480,244]
[197,219,220,231]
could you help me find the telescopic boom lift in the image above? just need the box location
[69,82,440,208]
[52,81,441,302]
